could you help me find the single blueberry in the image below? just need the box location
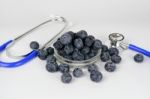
[90,70,103,82]
[74,38,84,49]
[72,51,84,61]
[47,55,56,63]
[61,73,72,83]
[134,54,144,63]
[46,62,59,72]
[53,40,63,50]
[105,62,116,72]
[111,55,122,64]
[84,35,95,47]
[64,44,74,55]
[100,52,110,62]
[108,47,119,56]
[81,46,90,55]
[84,54,91,60]
[46,47,54,55]
[92,39,102,50]
[76,30,88,39]
[59,64,70,73]
[73,68,83,78]
[102,45,108,52]
[38,49,48,60]
[87,64,98,73]
[30,41,39,50]
[60,33,72,45]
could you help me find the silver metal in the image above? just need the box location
[109,33,125,48]
[6,15,69,59]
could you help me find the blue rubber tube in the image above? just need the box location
[129,44,150,57]
[0,40,38,68]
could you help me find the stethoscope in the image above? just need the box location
[0,15,69,68]
[108,33,150,57]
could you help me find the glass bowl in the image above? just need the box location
[54,49,101,68]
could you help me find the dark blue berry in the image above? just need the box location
[111,55,122,64]
[105,62,116,72]
[57,49,66,56]
[87,64,98,73]
[90,70,103,82]
[53,40,63,50]
[108,48,119,56]
[102,45,108,52]
[100,52,110,62]
[93,39,102,50]
[61,73,72,83]
[64,44,74,55]
[47,55,56,63]
[72,51,84,61]
[30,41,39,50]
[84,55,91,60]
[38,49,48,60]
[64,55,73,60]
[74,38,84,49]
[46,62,59,72]
[60,33,72,45]
[81,46,90,55]
[134,54,144,63]
[73,68,83,77]
[84,35,95,47]
[46,47,54,55]
[76,30,88,39]
[59,64,70,73]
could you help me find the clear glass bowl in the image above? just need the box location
[54,49,101,68]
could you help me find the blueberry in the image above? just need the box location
[73,68,83,78]
[105,62,116,72]
[81,46,90,55]
[72,51,84,61]
[57,49,66,56]
[90,49,98,56]
[67,31,75,39]
[38,49,48,60]
[60,33,72,45]
[59,64,70,73]
[74,38,84,49]
[47,55,56,63]
[46,62,59,72]
[30,41,39,50]
[84,54,91,60]
[102,45,108,52]
[111,55,122,64]
[134,54,144,63]
[87,64,98,73]
[100,52,110,62]
[46,47,54,55]
[76,30,88,39]
[64,55,73,60]
[61,73,72,83]
[64,44,74,55]
[90,70,103,82]
[53,40,63,50]
[92,39,102,50]
[88,51,95,58]
[84,35,95,47]
[108,48,119,56]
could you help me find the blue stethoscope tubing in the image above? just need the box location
[128,44,150,57]
[0,16,68,68]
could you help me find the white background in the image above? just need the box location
[0,0,150,99]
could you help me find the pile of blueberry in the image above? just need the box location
[29,30,145,84]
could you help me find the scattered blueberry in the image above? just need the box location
[30,41,39,50]
[100,52,110,62]
[46,62,59,72]
[46,47,54,55]
[59,64,70,73]
[73,68,83,77]
[90,70,103,82]
[87,64,98,73]
[47,55,56,63]
[105,62,116,72]
[111,55,122,64]
[60,33,72,45]
[74,38,84,49]
[102,45,108,52]
[38,49,48,60]
[134,54,144,63]
[61,73,72,83]
[108,47,119,56]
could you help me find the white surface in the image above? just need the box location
[0,0,150,99]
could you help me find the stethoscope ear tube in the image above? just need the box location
[129,44,150,57]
